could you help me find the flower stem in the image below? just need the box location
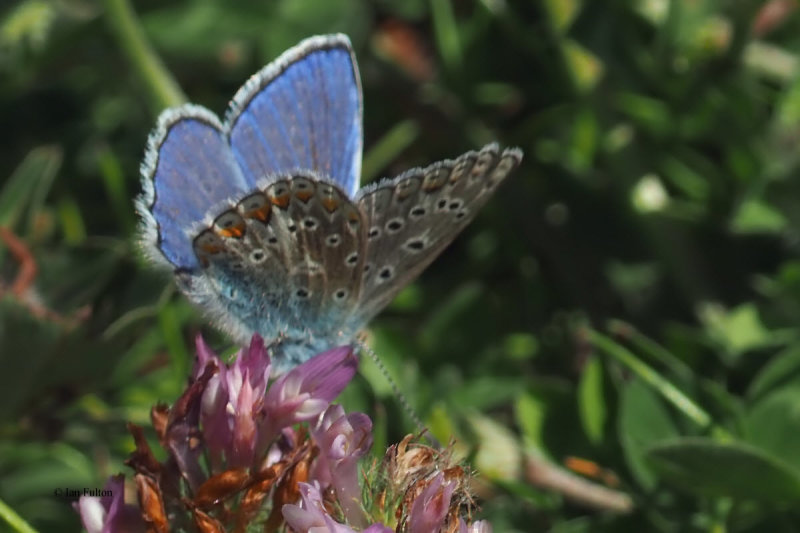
[0,497,38,533]
[102,0,186,113]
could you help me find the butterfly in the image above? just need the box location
[137,34,522,374]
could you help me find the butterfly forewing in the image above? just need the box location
[226,36,362,197]
[353,144,522,322]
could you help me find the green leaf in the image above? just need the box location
[577,356,606,445]
[419,282,484,351]
[647,438,800,501]
[430,0,462,73]
[515,391,548,454]
[730,198,788,234]
[698,302,782,361]
[615,92,672,137]
[659,156,710,201]
[618,378,680,489]
[449,376,525,411]
[470,412,522,481]
[743,386,800,473]
[361,119,420,183]
[748,344,800,401]
[503,333,539,361]
[0,146,61,231]
[562,39,603,93]
[542,0,582,34]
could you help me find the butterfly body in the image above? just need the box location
[138,34,522,373]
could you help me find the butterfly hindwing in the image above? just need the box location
[354,144,523,322]
[179,174,366,373]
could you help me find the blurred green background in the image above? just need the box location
[3,0,800,531]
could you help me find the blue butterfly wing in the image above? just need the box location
[138,105,250,270]
[139,35,362,271]
[226,34,362,198]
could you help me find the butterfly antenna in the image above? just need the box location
[355,339,441,449]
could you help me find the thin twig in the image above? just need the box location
[525,453,634,514]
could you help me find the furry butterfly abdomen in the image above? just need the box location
[137,34,522,374]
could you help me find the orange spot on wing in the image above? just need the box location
[321,197,339,213]
[244,204,271,222]
[200,244,225,255]
[295,190,313,202]
[217,224,245,238]
[270,193,290,209]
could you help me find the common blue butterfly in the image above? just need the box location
[137,34,522,374]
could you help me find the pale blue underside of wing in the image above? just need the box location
[228,44,362,198]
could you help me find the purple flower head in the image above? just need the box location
[282,482,391,533]
[74,475,145,533]
[262,345,358,439]
[193,334,272,470]
[311,405,373,527]
[408,472,456,533]
[459,519,494,533]
[188,335,359,473]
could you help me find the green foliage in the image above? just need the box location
[4,0,800,531]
